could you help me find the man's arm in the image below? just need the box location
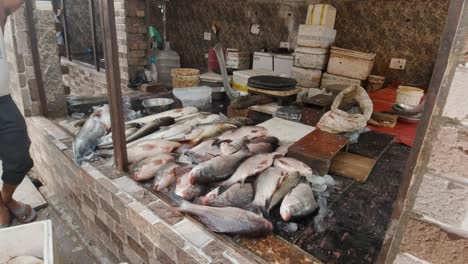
[3,0,25,14]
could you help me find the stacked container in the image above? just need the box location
[292,4,337,89]
[322,47,376,89]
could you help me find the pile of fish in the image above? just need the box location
[73,106,334,237]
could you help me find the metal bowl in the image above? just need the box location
[142,98,174,114]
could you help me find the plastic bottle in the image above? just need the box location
[156,42,180,88]
[150,56,158,82]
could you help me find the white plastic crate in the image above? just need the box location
[0,220,54,264]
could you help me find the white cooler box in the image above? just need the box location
[297,24,337,49]
[294,47,329,70]
[320,72,363,89]
[232,69,276,92]
[305,4,337,29]
[327,47,376,80]
[0,221,54,264]
[291,67,322,88]
[274,54,294,77]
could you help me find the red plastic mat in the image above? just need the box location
[367,88,420,147]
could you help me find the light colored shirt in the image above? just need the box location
[0,26,10,97]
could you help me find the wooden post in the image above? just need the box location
[24,0,48,116]
[60,0,72,61]
[100,0,128,172]
[89,0,100,71]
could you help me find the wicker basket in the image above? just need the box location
[171,68,200,88]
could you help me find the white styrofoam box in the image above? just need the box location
[294,47,329,70]
[0,220,54,263]
[291,66,322,88]
[320,72,362,89]
[232,69,276,92]
[274,54,294,77]
[327,47,376,80]
[253,52,274,71]
[297,25,337,48]
[305,4,337,29]
[226,50,251,70]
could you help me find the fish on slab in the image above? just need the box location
[274,157,314,177]
[130,124,192,145]
[219,152,281,188]
[189,148,252,184]
[153,163,180,191]
[280,182,318,222]
[127,139,181,164]
[215,126,268,144]
[267,171,301,212]
[175,168,207,201]
[130,154,175,181]
[202,183,254,208]
[248,167,287,211]
[169,192,273,237]
[189,124,237,146]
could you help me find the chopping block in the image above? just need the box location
[287,129,349,175]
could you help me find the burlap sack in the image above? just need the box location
[317,85,373,133]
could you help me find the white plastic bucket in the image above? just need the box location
[396,86,424,107]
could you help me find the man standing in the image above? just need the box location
[0,0,36,228]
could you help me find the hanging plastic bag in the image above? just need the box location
[317,85,373,133]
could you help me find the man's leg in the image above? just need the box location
[0,95,35,223]
[0,191,11,226]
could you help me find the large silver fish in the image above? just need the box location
[175,168,207,201]
[126,117,175,143]
[126,139,181,164]
[202,183,254,207]
[219,152,281,188]
[130,124,192,145]
[179,114,221,127]
[189,124,237,146]
[97,127,139,148]
[126,107,198,125]
[280,182,318,222]
[274,157,313,177]
[169,193,273,237]
[73,105,111,165]
[216,126,268,144]
[250,167,287,209]
[267,171,301,211]
[153,163,180,191]
[189,148,252,184]
[130,154,175,181]
[186,139,222,164]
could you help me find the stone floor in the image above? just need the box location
[1,165,102,264]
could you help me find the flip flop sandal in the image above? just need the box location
[9,202,36,224]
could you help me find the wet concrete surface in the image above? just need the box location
[270,143,411,264]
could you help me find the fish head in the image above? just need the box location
[201,188,220,205]
[280,206,293,222]
[188,169,201,185]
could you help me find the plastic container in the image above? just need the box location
[0,220,54,264]
[274,54,295,77]
[327,47,376,80]
[171,68,200,88]
[156,42,181,88]
[305,4,337,29]
[291,66,322,88]
[366,75,385,92]
[232,69,276,92]
[253,52,274,71]
[321,72,363,89]
[294,47,329,70]
[173,86,212,108]
[150,57,158,82]
[297,25,337,48]
[396,86,424,107]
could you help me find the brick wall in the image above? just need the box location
[4,5,41,116]
[27,116,262,264]
[126,0,148,82]
[62,59,108,96]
